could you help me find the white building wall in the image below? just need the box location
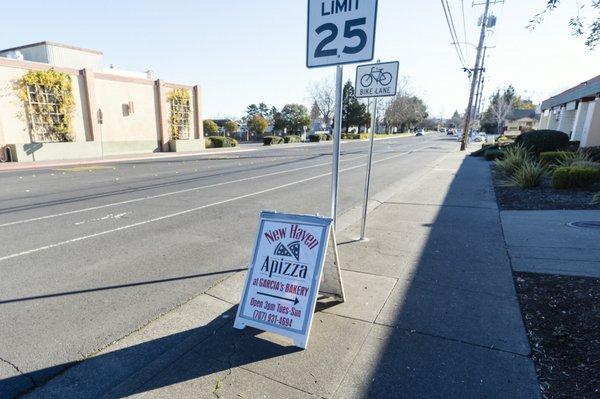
[547,108,559,130]
[557,109,576,136]
[581,99,600,147]
[46,44,103,71]
[572,101,591,142]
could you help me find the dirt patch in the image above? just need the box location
[514,272,600,399]
[491,167,600,210]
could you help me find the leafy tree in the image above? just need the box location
[280,104,311,134]
[246,104,259,118]
[203,119,219,135]
[246,103,271,119]
[342,81,369,132]
[224,120,239,134]
[247,115,269,136]
[272,109,285,132]
[449,110,463,128]
[529,0,600,49]
[384,95,428,132]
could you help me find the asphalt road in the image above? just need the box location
[0,134,457,396]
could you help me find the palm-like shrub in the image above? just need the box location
[495,145,531,176]
[500,160,546,188]
[555,151,593,168]
[592,192,600,205]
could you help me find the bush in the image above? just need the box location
[552,166,600,189]
[323,133,332,141]
[308,134,322,142]
[495,145,531,176]
[558,141,580,152]
[485,148,504,161]
[283,135,301,143]
[571,161,600,170]
[206,136,237,148]
[555,151,592,168]
[501,160,546,188]
[341,133,361,140]
[584,146,600,162]
[514,130,570,154]
[592,192,600,205]
[539,151,570,167]
[263,136,284,145]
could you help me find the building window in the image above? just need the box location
[25,84,70,142]
[168,89,191,140]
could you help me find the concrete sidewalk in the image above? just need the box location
[22,149,539,398]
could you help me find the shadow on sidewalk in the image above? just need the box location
[1,304,303,398]
[340,155,540,398]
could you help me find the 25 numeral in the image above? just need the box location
[314,18,367,58]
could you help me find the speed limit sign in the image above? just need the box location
[306,0,378,68]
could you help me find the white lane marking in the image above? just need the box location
[0,155,366,228]
[74,212,130,226]
[0,150,417,262]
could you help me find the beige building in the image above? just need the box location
[538,74,600,147]
[0,41,204,162]
[504,109,538,136]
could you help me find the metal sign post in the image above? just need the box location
[355,60,399,240]
[360,97,377,240]
[307,0,379,225]
[330,65,343,225]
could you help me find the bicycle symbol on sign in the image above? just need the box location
[360,67,393,87]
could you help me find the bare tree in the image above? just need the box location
[308,79,335,127]
[488,87,516,135]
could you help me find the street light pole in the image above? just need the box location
[460,0,491,151]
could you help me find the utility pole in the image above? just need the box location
[472,45,487,120]
[460,0,491,151]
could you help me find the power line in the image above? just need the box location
[440,0,467,69]
[445,0,468,66]
[460,0,470,64]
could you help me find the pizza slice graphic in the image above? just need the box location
[288,241,300,261]
[274,242,293,257]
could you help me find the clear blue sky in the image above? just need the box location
[2,1,598,118]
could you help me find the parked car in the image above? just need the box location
[415,128,425,136]
[473,132,487,142]
[446,129,455,136]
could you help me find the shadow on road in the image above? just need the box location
[0,268,245,305]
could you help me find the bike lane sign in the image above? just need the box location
[306,0,378,68]
[234,211,333,349]
[355,61,399,98]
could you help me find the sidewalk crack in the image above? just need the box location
[0,355,37,388]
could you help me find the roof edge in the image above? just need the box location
[0,41,103,55]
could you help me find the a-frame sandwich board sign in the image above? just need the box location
[234,211,343,348]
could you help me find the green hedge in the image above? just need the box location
[283,135,301,143]
[263,136,284,145]
[539,151,569,167]
[205,136,238,148]
[552,166,600,189]
[308,133,332,142]
[514,130,570,154]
